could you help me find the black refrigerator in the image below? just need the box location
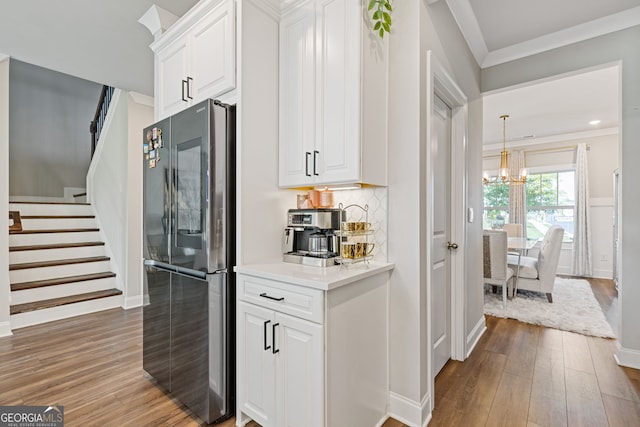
[142,99,235,424]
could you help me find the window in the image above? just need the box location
[483,170,575,242]
[526,171,574,242]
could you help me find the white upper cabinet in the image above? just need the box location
[152,0,236,120]
[279,0,388,188]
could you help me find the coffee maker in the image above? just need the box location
[282,208,344,267]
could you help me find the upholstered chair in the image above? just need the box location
[502,223,522,238]
[507,225,565,303]
[483,230,514,309]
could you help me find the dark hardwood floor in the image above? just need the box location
[0,277,636,426]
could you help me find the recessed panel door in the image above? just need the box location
[431,95,452,377]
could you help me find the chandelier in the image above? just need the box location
[483,115,527,185]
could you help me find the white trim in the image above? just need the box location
[615,342,640,370]
[466,316,486,358]
[426,51,469,415]
[483,127,618,152]
[388,392,431,427]
[0,53,8,62]
[482,6,640,68]
[129,92,154,107]
[590,197,614,207]
[0,321,12,337]
[123,295,144,309]
[443,0,488,67]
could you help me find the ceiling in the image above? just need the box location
[442,0,637,147]
[0,0,199,96]
[0,0,635,141]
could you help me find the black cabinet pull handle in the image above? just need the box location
[272,323,280,354]
[260,292,284,302]
[263,320,271,351]
[186,76,193,99]
[181,80,187,102]
[305,152,311,177]
[313,150,319,176]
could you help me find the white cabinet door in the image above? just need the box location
[190,0,236,102]
[275,312,324,427]
[279,3,317,187]
[156,37,190,119]
[315,0,361,185]
[237,301,276,427]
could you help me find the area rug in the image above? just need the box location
[484,277,616,338]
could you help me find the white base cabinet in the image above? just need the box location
[236,267,389,427]
[151,0,236,120]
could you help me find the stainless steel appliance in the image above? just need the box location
[142,99,235,425]
[282,208,343,267]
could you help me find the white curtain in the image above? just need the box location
[573,143,592,276]
[509,150,527,239]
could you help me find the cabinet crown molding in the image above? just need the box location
[150,0,229,52]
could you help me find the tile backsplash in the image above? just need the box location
[333,187,388,261]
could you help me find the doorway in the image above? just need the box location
[426,51,468,411]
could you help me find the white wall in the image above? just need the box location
[87,90,153,308]
[483,132,619,278]
[236,0,290,266]
[481,25,640,367]
[0,57,11,337]
[9,60,101,197]
[387,0,483,423]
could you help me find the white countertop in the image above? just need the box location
[234,261,394,291]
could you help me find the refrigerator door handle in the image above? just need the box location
[144,259,178,273]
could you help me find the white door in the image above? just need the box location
[237,301,276,427]
[275,312,324,427]
[189,0,235,102]
[156,37,190,119]
[431,95,453,377]
[279,5,316,187]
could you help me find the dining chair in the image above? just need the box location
[507,225,565,302]
[483,230,514,309]
[502,223,522,238]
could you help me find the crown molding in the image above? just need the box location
[444,0,488,66]
[482,6,640,68]
[483,127,618,152]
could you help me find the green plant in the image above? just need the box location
[368,0,392,38]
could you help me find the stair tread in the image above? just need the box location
[10,242,105,252]
[11,272,116,291]
[10,256,110,271]
[20,215,95,219]
[10,288,122,315]
[10,228,99,235]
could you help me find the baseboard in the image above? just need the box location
[615,342,640,369]
[388,392,431,427]
[0,320,12,337]
[123,295,144,309]
[466,316,487,358]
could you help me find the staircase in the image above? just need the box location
[8,201,123,329]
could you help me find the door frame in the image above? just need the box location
[425,50,468,408]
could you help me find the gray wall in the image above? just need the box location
[482,26,640,361]
[387,0,483,414]
[9,60,102,197]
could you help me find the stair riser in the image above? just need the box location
[10,295,123,329]
[11,277,117,305]
[9,231,102,246]
[9,203,93,217]
[20,218,97,230]
[10,261,112,283]
[9,246,106,264]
